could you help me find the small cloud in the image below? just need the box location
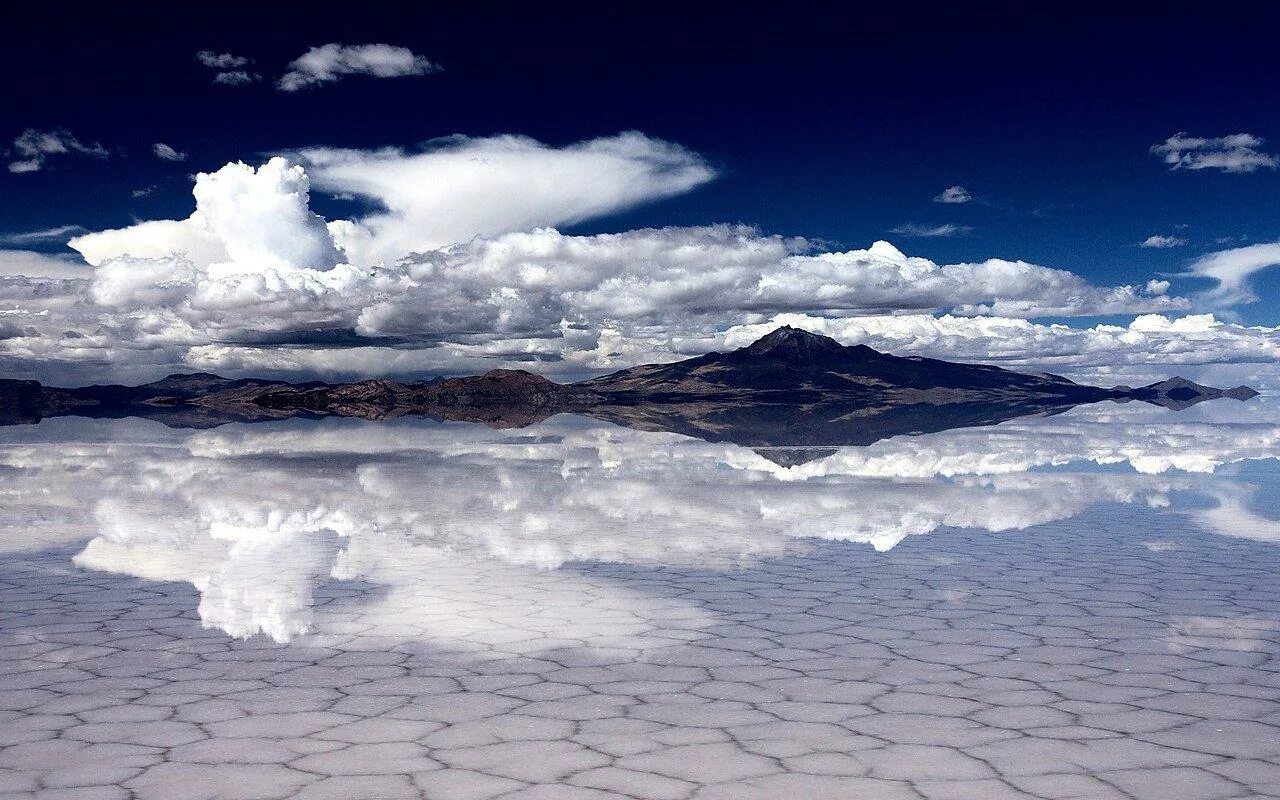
[196,51,251,69]
[889,222,972,238]
[5,128,108,173]
[212,71,259,86]
[152,142,187,162]
[1140,234,1187,248]
[277,43,439,91]
[1152,132,1278,173]
[1145,279,1171,295]
[933,185,972,204]
[196,51,260,85]
[132,185,159,198]
[0,224,90,245]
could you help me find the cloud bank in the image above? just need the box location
[0,132,1275,382]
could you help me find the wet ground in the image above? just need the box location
[2,405,1278,799]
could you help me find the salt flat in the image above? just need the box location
[1,406,1278,799]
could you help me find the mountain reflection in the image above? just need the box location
[1,405,1277,645]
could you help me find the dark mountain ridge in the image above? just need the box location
[0,327,1260,442]
[578,326,1094,400]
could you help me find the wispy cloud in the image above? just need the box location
[1140,234,1187,248]
[212,71,259,86]
[933,185,971,204]
[0,224,89,245]
[1151,132,1278,173]
[196,51,250,69]
[1186,241,1280,304]
[196,51,260,86]
[277,44,439,92]
[152,142,187,162]
[5,129,108,173]
[889,222,972,238]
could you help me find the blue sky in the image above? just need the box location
[0,2,1278,383]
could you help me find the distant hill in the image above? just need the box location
[579,325,1107,401]
[0,326,1259,444]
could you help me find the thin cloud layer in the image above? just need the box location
[278,43,439,91]
[1152,133,1278,173]
[889,222,972,238]
[0,225,89,246]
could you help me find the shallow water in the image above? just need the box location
[2,402,1280,799]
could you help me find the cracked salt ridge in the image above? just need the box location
[2,416,1280,798]
[4,514,1280,798]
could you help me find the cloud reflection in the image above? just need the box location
[1,409,1277,646]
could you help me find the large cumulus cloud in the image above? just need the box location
[0,133,1275,382]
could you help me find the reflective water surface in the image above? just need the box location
[2,401,1280,799]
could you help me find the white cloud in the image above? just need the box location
[57,209,1191,375]
[1140,234,1187,248]
[1185,241,1280,304]
[6,129,107,173]
[70,217,228,268]
[720,312,1280,370]
[1151,132,1278,173]
[152,142,187,162]
[0,224,89,245]
[277,43,439,92]
[933,185,972,204]
[196,51,260,86]
[196,51,251,69]
[0,250,90,279]
[889,222,972,238]
[293,132,716,263]
[72,157,341,273]
[212,70,259,86]
[0,137,1275,381]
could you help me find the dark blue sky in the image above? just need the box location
[3,1,1278,322]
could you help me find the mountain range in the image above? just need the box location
[0,327,1259,449]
